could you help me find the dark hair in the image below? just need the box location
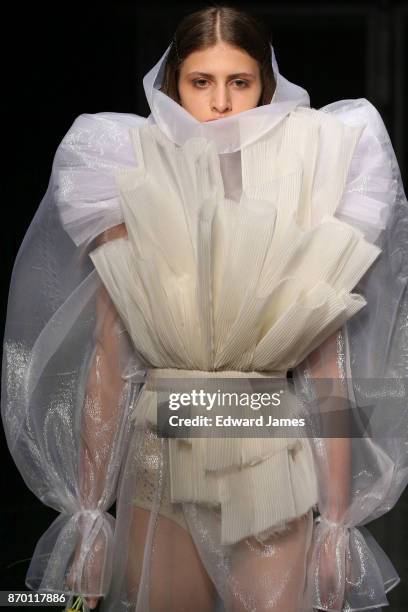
[161,5,276,106]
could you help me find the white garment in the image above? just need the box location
[2,41,407,612]
[85,107,380,545]
[55,98,396,249]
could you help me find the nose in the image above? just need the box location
[211,84,231,114]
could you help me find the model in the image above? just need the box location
[2,5,408,612]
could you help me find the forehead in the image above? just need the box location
[180,43,259,76]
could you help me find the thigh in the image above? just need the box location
[126,506,217,612]
[228,510,313,612]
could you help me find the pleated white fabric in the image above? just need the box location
[88,110,381,544]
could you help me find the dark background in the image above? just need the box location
[2,1,408,610]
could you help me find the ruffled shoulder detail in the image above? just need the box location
[53,111,146,246]
[319,98,399,243]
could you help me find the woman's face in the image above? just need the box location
[177,41,263,123]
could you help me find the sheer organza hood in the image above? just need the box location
[142,43,310,153]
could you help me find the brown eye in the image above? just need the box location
[232,79,249,88]
[193,79,209,88]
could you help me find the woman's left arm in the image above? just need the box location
[306,328,351,522]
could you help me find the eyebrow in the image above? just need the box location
[186,71,256,80]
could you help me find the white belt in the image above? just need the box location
[145,367,288,379]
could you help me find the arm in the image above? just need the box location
[80,222,129,506]
[69,224,131,608]
[300,98,406,611]
[93,222,128,245]
[301,328,353,610]
[305,328,351,522]
[0,113,144,605]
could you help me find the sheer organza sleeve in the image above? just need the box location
[1,112,147,603]
[54,112,145,246]
[64,234,140,602]
[326,98,399,244]
[292,98,408,610]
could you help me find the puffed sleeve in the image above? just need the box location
[321,98,399,243]
[54,112,146,246]
[295,99,408,610]
[1,110,148,605]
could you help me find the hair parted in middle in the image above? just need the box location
[160,4,276,107]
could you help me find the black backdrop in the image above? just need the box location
[2,1,408,610]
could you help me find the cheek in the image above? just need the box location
[178,86,209,119]
[239,85,263,109]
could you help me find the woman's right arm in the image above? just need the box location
[68,223,130,609]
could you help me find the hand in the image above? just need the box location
[317,523,349,611]
[66,561,100,610]
[64,513,109,610]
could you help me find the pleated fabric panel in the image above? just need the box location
[89,111,381,543]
